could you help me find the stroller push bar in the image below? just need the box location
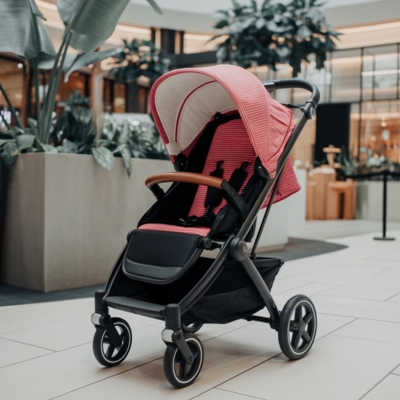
[263,78,320,108]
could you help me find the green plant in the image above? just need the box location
[101,114,168,176]
[0,0,161,145]
[1,90,168,174]
[211,0,340,76]
[108,38,170,96]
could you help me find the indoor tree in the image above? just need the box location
[211,0,340,76]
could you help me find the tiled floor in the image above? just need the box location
[0,229,399,399]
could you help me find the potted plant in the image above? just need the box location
[0,0,169,292]
[211,0,340,76]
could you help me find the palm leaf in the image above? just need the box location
[56,0,161,53]
[63,47,124,81]
[0,0,31,57]
[25,11,56,59]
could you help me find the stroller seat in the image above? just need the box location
[123,117,258,283]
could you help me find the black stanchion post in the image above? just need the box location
[374,170,395,241]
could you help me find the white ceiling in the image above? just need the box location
[130,0,382,14]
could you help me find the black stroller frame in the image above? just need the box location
[91,79,320,387]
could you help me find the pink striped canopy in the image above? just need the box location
[150,65,300,204]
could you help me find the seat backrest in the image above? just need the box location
[189,118,256,217]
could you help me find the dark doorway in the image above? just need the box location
[315,103,351,162]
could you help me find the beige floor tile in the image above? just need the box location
[392,365,400,375]
[194,388,262,399]
[0,325,164,400]
[1,315,94,351]
[269,279,309,294]
[362,374,400,400]
[218,335,400,400]
[319,284,399,301]
[0,338,52,368]
[0,298,93,335]
[333,319,400,346]
[291,265,393,286]
[0,309,157,352]
[312,295,400,323]
[387,293,400,303]
[372,268,400,279]
[269,282,338,308]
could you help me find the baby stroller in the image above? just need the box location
[91,65,320,388]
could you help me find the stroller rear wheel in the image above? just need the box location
[182,322,203,334]
[278,295,317,360]
[93,317,132,367]
[163,333,204,388]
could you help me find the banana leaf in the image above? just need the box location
[37,46,124,82]
[25,10,56,59]
[0,0,55,59]
[0,0,34,57]
[56,0,161,53]
[63,47,124,81]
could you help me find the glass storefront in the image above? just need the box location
[248,43,400,165]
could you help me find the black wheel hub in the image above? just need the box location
[289,302,316,353]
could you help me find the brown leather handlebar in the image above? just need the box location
[145,172,224,190]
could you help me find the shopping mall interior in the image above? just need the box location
[0,0,400,399]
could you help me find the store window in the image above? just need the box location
[362,45,399,101]
[358,100,400,164]
[330,49,362,103]
[0,56,25,128]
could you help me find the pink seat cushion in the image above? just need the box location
[189,118,256,217]
[138,223,210,237]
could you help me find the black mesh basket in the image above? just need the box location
[182,257,283,324]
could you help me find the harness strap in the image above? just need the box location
[204,161,224,213]
[177,161,250,228]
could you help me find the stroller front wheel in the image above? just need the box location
[93,317,132,367]
[163,333,204,388]
[278,295,317,360]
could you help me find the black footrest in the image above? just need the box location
[106,296,165,320]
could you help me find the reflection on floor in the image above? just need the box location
[0,228,399,399]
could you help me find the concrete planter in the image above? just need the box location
[1,154,171,292]
[1,153,294,292]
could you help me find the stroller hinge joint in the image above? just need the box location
[230,238,248,261]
